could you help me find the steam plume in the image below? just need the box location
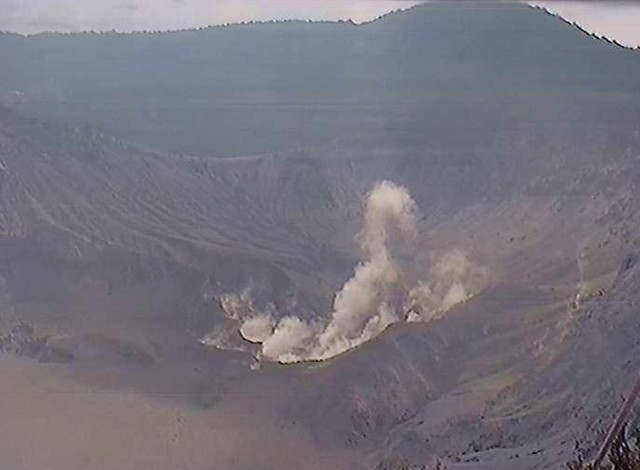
[311,180,418,360]
[207,180,485,363]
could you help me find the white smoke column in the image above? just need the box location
[406,250,486,323]
[358,180,418,259]
[311,180,418,360]
[254,180,418,363]
[261,316,317,363]
[215,181,486,364]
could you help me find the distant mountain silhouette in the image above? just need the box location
[1,3,639,156]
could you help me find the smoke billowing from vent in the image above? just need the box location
[204,181,486,363]
[406,250,486,323]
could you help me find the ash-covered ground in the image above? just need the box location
[1,3,640,469]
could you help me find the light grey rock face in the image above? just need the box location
[0,3,639,469]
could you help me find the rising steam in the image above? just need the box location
[204,181,485,363]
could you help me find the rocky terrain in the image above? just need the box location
[0,3,640,469]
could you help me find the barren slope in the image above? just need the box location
[0,3,639,469]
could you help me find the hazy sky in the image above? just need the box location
[532,2,640,47]
[1,1,639,47]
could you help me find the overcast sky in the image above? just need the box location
[532,1,640,47]
[1,1,639,47]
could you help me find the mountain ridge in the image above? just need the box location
[1,2,639,157]
[1,3,640,468]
